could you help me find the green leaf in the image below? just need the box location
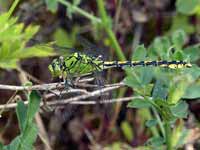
[184,44,200,61]
[172,30,187,50]
[19,44,55,58]
[45,0,58,12]
[53,28,78,48]
[124,67,153,94]
[0,59,18,69]
[176,0,199,15]
[183,83,200,99]
[175,128,189,148]
[151,37,171,59]
[0,12,55,70]
[140,67,154,85]
[19,124,38,150]
[172,51,184,60]
[4,136,21,150]
[0,142,3,149]
[120,121,133,142]
[183,66,200,80]
[132,45,147,60]
[170,101,188,118]
[23,25,40,42]
[73,0,81,6]
[152,79,168,100]
[145,119,158,127]
[154,99,176,121]
[16,101,27,132]
[146,136,165,147]
[127,98,152,108]
[167,76,189,104]
[123,71,141,89]
[170,15,195,34]
[26,91,41,123]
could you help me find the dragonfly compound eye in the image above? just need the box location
[48,59,63,77]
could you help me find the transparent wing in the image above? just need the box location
[93,71,113,121]
[76,34,109,60]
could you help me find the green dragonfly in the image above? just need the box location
[48,52,192,81]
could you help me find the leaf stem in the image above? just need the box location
[96,0,126,61]
[57,0,102,24]
[164,121,172,150]
[152,107,165,138]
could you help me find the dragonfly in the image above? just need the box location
[47,29,193,119]
[48,52,192,81]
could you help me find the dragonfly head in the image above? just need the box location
[48,57,64,78]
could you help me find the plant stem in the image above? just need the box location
[152,107,165,138]
[164,121,172,150]
[58,0,102,24]
[97,0,126,61]
[96,0,126,126]
[8,0,20,18]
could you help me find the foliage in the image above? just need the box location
[0,0,53,149]
[53,27,78,48]
[1,91,41,150]
[169,15,195,34]
[125,29,200,149]
[120,121,134,142]
[45,0,81,17]
[0,0,55,70]
[1,0,200,149]
[176,0,200,15]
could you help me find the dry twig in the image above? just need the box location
[0,81,129,110]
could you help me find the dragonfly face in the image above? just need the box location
[48,56,66,78]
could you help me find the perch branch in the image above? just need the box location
[0,82,126,110]
[0,96,140,110]
[0,77,95,91]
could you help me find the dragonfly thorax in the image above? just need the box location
[48,52,104,79]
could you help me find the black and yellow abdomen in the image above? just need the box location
[103,60,192,69]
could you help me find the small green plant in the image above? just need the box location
[176,0,200,15]
[0,0,55,70]
[0,0,56,149]
[125,30,200,150]
[1,91,41,150]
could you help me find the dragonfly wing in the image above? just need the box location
[76,35,109,60]
[93,71,113,121]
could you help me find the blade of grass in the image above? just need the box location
[7,0,20,18]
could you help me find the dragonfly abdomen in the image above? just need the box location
[103,61,192,69]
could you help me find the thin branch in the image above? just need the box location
[0,83,59,91]
[43,82,125,106]
[0,82,126,110]
[0,96,140,110]
[69,96,143,105]
[0,77,95,91]
[44,89,89,99]
[0,80,124,91]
